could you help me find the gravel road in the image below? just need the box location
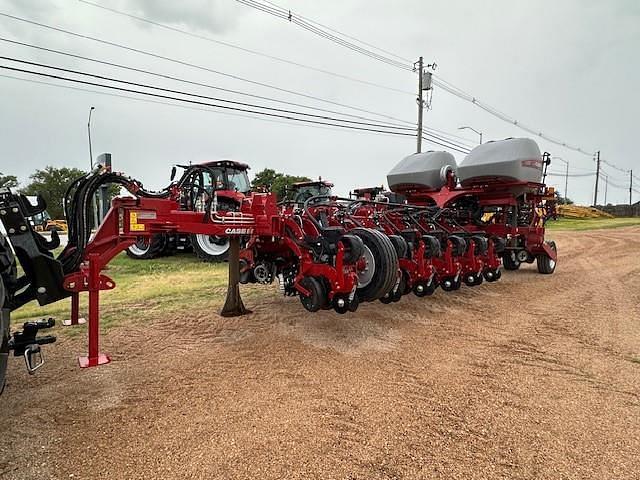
[1,227,639,479]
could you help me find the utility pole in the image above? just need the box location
[630,170,634,206]
[564,161,569,203]
[415,56,424,153]
[593,150,601,206]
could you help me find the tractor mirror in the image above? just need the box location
[170,166,177,181]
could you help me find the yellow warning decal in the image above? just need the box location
[129,211,145,231]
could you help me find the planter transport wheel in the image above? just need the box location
[537,240,557,274]
[351,228,399,302]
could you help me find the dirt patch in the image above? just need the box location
[2,227,639,479]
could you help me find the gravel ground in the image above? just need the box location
[1,227,639,479]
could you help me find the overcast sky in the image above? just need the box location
[1,0,638,205]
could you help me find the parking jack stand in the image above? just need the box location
[78,254,111,368]
[62,292,87,326]
[220,237,251,317]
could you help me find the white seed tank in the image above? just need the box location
[457,138,543,191]
[387,151,457,192]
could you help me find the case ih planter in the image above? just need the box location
[388,138,557,276]
[0,137,557,393]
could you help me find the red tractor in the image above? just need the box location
[126,160,251,262]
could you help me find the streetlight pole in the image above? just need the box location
[87,106,95,170]
[552,156,569,203]
[458,126,483,144]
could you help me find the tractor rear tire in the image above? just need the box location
[126,234,167,259]
[502,251,521,270]
[191,234,231,262]
[351,228,398,302]
[537,240,557,274]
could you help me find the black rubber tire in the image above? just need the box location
[422,235,442,258]
[494,268,502,280]
[491,236,506,254]
[502,251,521,270]
[379,292,394,304]
[483,269,498,282]
[299,276,326,312]
[440,276,459,292]
[537,240,557,274]
[448,235,467,257]
[348,294,359,312]
[463,272,479,287]
[388,235,408,259]
[391,273,406,302]
[470,235,489,256]
[341,234,365,264]
[332,294,351,314]
[126,234,167,259]
[351,228,398,302]
[413,277,437,297]
[239,259,253,284]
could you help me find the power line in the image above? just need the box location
[421,136,470,155]
[0,11,413,125]
[261,0,413,63]
[547,171,595,178]
[0,55,416,132]
[0,37,414,129]
[601,159,629,174]
[77,0,415,97]
[235,0,618,165]
[235,0,414,71]
[0,64,420,137]
[0,73,414,137]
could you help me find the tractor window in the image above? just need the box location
[200,169,225,192]
[293,184,332,204]
[226,169,251,193]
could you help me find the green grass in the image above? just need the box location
[546,217,640,231]
[12,252,262,333]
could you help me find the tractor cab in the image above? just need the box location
[174,160,251,209]
[287,180,334,206]
[352,186,406,204]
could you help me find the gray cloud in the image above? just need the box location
[0,0,638,205]
[121,0,242,33]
